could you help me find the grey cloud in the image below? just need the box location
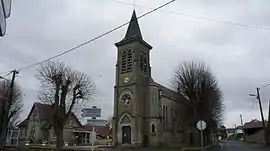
[1,0,270,126]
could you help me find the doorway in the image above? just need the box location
[122,126,131,144]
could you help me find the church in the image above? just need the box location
[112,10,188,147]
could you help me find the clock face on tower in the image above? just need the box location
[124,76,129,83]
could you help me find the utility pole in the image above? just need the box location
[0,70,19,150]
[240,114,245,140]
[240,114,244,129]
[256,88,266,129]
[256,87,268,145]
[266,99,270,144]
[234,124,237,136]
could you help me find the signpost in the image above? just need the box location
[81,106,101,151]
[81,107,101,118]
[197,120,206,151]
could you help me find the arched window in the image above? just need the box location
[151,124,156,133]
[121,49,133,73]
[127,49,133,72]
[162,105,166,130]
[140,51,147,74]
[121,94,131,105]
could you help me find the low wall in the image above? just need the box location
[245,129,265,144]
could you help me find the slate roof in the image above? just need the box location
[123,10,142,40]
[18,119,28,128]
[115,10,152,49]
[243,119,268,129]
[35,103,54,122]
[149,77,186,103]
[18,102,82,128]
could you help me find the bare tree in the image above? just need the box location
[107,116,113,128]
[0,80,23,148]
[171,61,224,146]
[36,61,95,150]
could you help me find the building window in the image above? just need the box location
[151,124,156,133]
[121,94,131,105]
[166,106,169,130]
[69,119,72,126]
[20,129,27,138]
[165,106,168,130]
[31,129,36,138]
[140,52,147,74]
[121,49,133,73]
[159,90,163,98]
[25,129,28,137]
[162,105,165,130]
[172,109,176,120]
[53,130,56,138]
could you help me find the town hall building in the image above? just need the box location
[112,10,189,147]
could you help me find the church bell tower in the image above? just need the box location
[112,10,152,146]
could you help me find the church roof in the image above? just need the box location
[149,78,178,100]
[124,10,142,40]
[115,10,152,49]
[149,78,189,104]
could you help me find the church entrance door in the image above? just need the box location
[122,126,131,144]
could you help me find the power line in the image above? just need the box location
[103,0,270,31]
[0,0,175,73]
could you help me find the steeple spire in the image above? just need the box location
[115,9,152,49]
[124,10,142,40]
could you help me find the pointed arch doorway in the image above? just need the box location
[122,126,131,144]
[119,114,132,144]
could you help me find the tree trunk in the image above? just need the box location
[0,109,8,150]
[56,125,64,151]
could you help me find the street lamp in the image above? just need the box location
[249,94,256,97]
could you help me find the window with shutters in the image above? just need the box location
[140,52,147,74]
[121,49,133,73]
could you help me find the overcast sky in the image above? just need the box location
[1,0,270,128]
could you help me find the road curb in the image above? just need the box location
[181,143,218,151]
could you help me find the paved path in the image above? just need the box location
[103,141,270,151]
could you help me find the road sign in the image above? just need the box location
[0,0,6,36]
[197,120,206,151]
[197,120,206,131]
[81,107,101,117]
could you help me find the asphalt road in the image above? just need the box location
[218,141,270,151]
[103,141,270,151]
